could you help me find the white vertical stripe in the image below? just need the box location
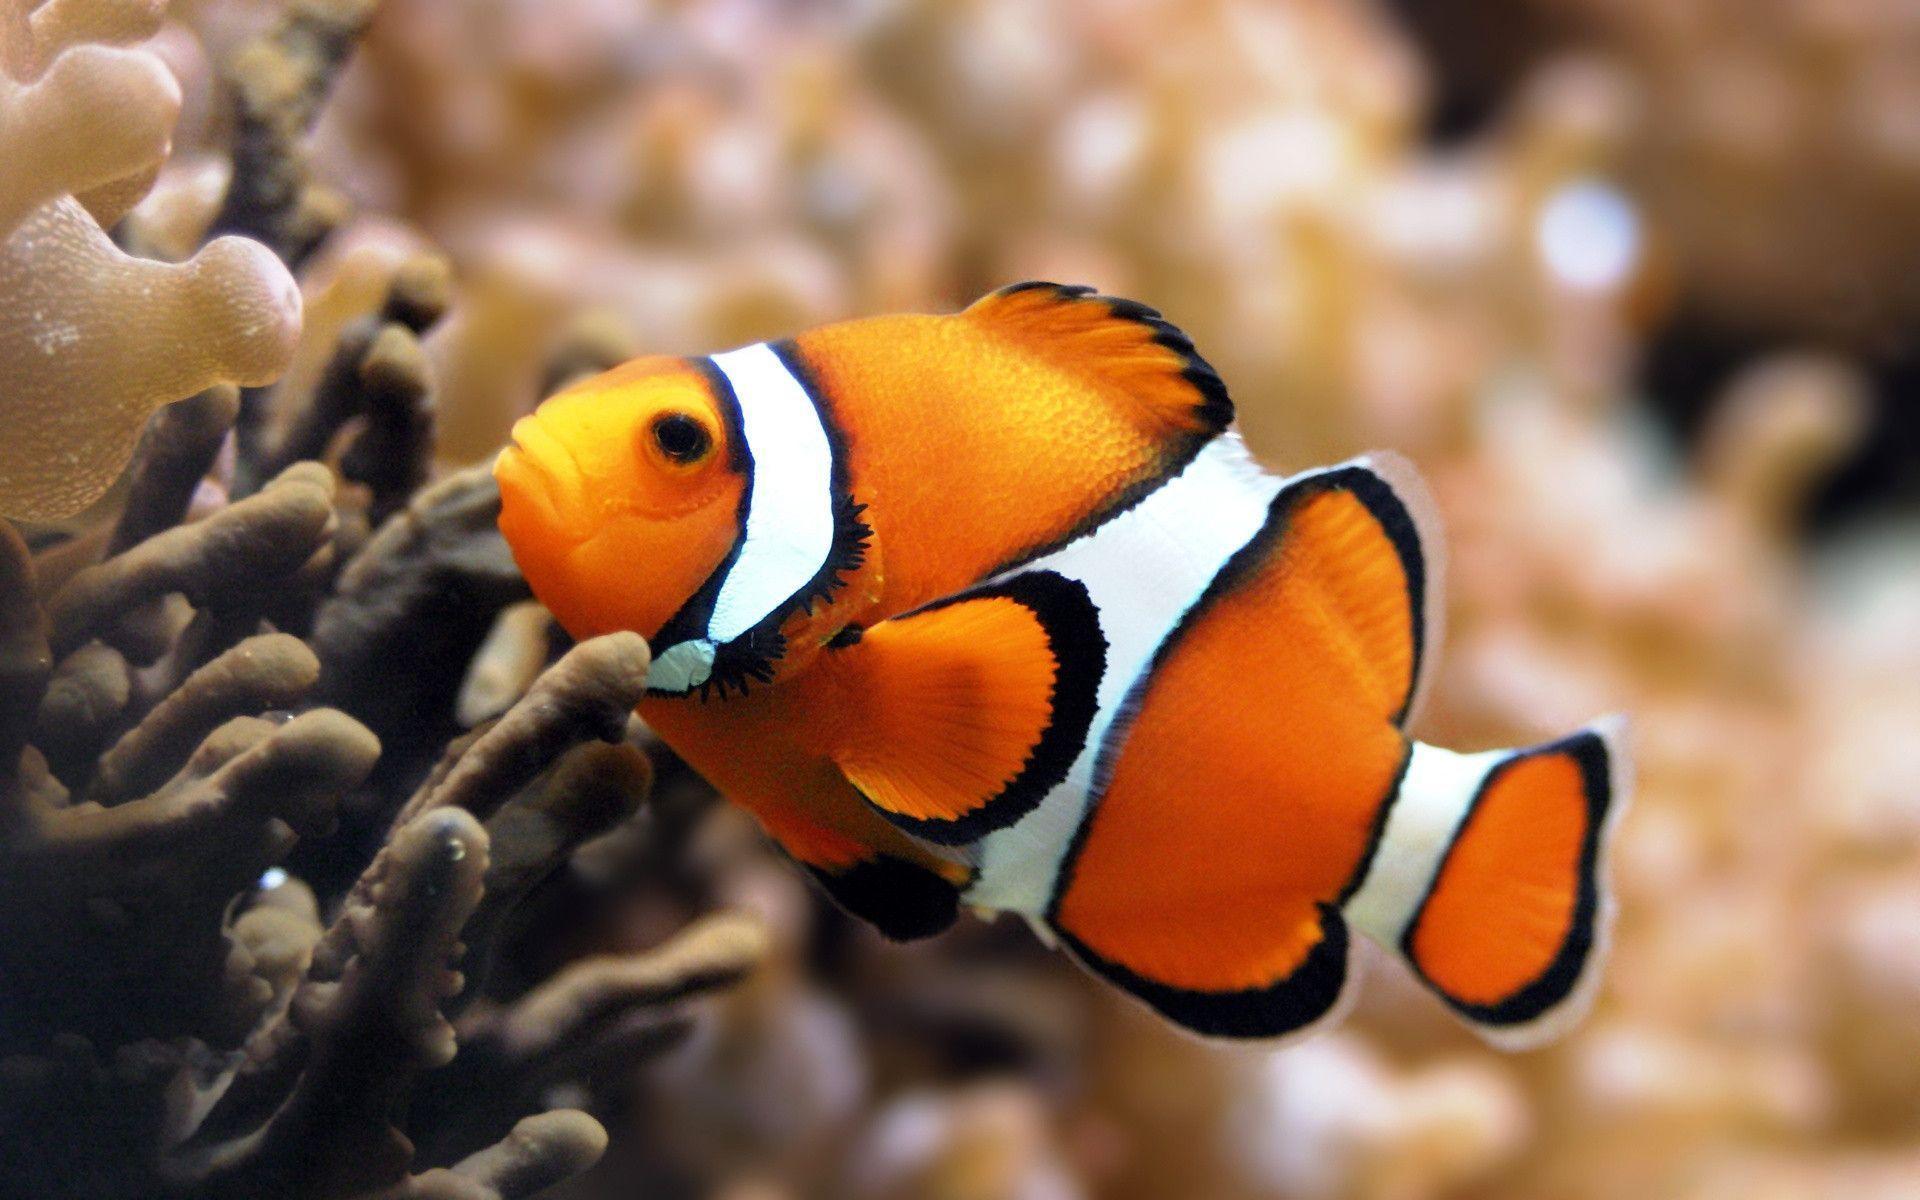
[1340,742,1501,947]
[965,434,1281,915]
[706,344,837,644]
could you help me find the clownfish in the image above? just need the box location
[495,283,1629,1046]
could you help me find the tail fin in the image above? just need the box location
[1343,718,1629,1049]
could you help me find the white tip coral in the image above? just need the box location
[0,0,300,522]
[0,199,301,520]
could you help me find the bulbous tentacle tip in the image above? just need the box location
[34,42,181,180]
[186,234,305,387]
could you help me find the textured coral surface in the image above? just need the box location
[0,0,302,520]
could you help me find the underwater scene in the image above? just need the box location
[2,0,1918,1196]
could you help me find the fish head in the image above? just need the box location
[496,355,747,648]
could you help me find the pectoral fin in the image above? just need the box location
[819,570,1106,845]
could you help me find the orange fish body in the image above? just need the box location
[497,284,1629,1043]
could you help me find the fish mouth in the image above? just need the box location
[505,414,578,470]
[495,417,589,549]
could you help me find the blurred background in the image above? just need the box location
[131,0,1920,1196]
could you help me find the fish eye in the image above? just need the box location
[649,412,713,466]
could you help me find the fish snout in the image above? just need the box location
[496,416,589,547]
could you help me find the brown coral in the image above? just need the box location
[0,5,771,1195]
[0,368,766,1199]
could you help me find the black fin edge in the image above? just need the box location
[1312,464,1430,727]
[1400,730,1615,1027]
[990,281,1234,435]
[804,856,960,942]
[1045,464,1424,918]
[978,283,1233,578]
[844,569,1109,846]
[1053,905,1351,1040]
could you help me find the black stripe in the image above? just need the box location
[1336,740,1416,906]
[844,570,1107,846]
[1054,906,1351,1040]
[656,345,875,700]
[1399,730,1615,1027]
[1047,464,1426,918]
[648,355,753,673]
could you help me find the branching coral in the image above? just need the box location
[1,390,778,1200]
[0,367,769,1196]
[208,0,379,265]
[0,5,770,1196]
[240,249,450,506]
[309,463,535,813]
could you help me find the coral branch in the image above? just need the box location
[310,465,531,795]
[400,1110,610,1200]
[488,911,770,1065]
[340,324,436,526]
[0,42,178,239]
[454,602,554,728]
[108,386,241,557]
[33,639,132,786]
[458,741,653,991]
[407,911,768,1172]
[0,707,378,1048]
[209,0,382,264]
[0,200,299,521]
[49,463,335,657]
[90,632,321,804]
[181,808,488,1199]
[0,521,50,782]
[26,0,169,65]
[395,633,651,829]
[241,252,448,500]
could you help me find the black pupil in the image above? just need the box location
[653,414,710,463]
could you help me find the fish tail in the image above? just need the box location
[1344,717,1630,1048]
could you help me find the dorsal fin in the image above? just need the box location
[963,282,1233,438]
